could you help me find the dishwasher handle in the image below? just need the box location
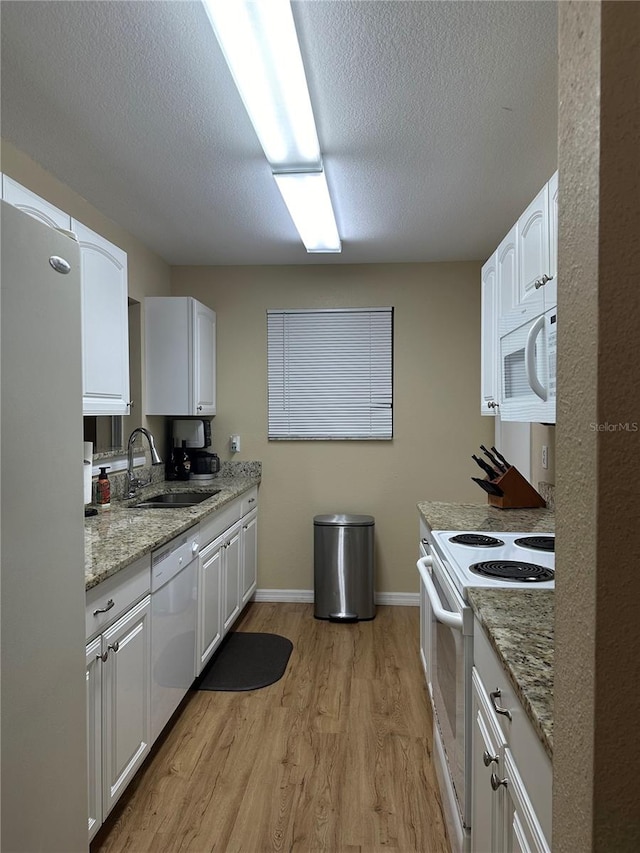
[417,556,463,631]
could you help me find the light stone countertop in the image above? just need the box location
[84,474,261,591]
[417,500,555,534]
[467,588,554,759]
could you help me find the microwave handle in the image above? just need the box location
[525,314,548,401]
[417,557,463,631]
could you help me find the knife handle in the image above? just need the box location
[480,444,506,473]
[472,454,497,480]
[491,446,511,468]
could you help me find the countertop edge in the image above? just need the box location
[84,476,260,591]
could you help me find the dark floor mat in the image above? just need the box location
[197,632,293,692]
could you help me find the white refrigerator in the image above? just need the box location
[1,200,88,851]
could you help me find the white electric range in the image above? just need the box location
[430,530,555,598]
[417,527,554,852]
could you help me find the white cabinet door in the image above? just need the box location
[222,524,241,632]
[145,297,216,416]
[240,509,258,604]
[197,537,223,674]
[503,749,551,853]
[72,219,130,415]
[194,300,216,415]
[102,595,151,817]
[1,175,71,230]
[516,185,549,311]
[481,253,499,415]
[545,171,558,308]
[497,224,518,320]
[86,637,103,843]
[471,668,507,853]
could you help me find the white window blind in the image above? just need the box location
[267,307,393,440]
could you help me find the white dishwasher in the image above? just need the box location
[150,527,199,742]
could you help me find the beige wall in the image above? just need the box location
[555,2,640,850]
[171,263,494,594]
[531,423,556,487]
[1,139,172,445]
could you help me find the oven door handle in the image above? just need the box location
[417,556,464,631]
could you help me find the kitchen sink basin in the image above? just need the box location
[130,490,220,509]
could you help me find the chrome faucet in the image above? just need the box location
[126,427,163,497]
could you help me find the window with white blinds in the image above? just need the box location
[267,307,393,440]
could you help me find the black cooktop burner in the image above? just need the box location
[449,533,504,547]
[514,536,555,552]
[470,560,555,582]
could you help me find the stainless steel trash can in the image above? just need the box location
[313,514,375,621]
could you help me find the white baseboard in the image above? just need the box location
[252,589,419,607]
[375,592,419,607]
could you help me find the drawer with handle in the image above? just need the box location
[241,486,258,517]
[85,553,151,640]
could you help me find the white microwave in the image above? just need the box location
[499,304,557,423]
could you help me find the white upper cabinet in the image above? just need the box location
[194,299,216,413]
[2,175,70,230]
[546,171,558,307]
[1,176,131,416]
[516,184,550,312]
[497,224,518,319]
[480,172,558,422]
[72,220,131,415]
[145,296,216,416]
[480,254,499,415]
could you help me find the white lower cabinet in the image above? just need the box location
[222,523,242,632]
[471,621,552,853]
[197,487,259,674]
[85,557,151,842]
[197,537,223,673]
[86,486,259,840]
[240,508,258,604]
[471,667,507,853]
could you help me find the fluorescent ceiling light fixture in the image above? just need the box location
[202,0,320,170]
[202,0,341,253]
[273,171,341,254]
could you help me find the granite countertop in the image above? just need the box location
[418,500,555,534]
[468,588,554,759]
[84,474,260,591]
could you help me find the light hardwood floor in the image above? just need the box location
[92,603,450,853]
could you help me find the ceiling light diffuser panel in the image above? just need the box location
[202,0,320,171]
[203,0,341,253]
[273,171,341,253]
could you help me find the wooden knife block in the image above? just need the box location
[487,466,546,509]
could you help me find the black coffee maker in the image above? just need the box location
[166,419,219,481]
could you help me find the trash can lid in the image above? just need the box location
[314,513,375,526]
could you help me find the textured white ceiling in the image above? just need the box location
[0,0,558,265]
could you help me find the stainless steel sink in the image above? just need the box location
[129,490,220,509]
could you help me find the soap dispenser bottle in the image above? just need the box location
[96,466,111,509]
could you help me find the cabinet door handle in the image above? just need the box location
[197,406,203,411]
[93,598,115,616]
[96,650,109,663]
[107,641,120,654]
[490,772,508,791]
[534,273,554,290]
[248,497,255,504]
[483,750,499,767]
[490,689,513,721]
